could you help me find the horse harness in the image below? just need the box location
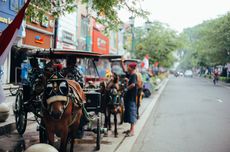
[44,78,85,126]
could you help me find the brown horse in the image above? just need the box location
[100,73,124,137]
[42,78,85,152]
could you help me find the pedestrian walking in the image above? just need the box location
[136,68,143,119]
[122,60,138,136]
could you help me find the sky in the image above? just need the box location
[118,0,230,33]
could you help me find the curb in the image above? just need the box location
[0,122,16,135]
[0,114,35,136]
[115,78,169,152]
[0,107,34,136]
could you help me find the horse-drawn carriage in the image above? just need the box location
[13,49,104,151]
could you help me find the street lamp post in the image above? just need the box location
[129,16,135,57]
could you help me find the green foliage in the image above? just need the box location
[132,22,179,68]
[25,0,149,33]
[179,12,230,69]
[219,76,230,83]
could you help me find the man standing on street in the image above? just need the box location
[122,60,138,136]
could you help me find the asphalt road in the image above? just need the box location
[132,76,230,152]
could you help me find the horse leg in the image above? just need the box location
[70,128,75,152]
[47,132,55,146]
[70,137,74,152]
[70,113,82,152]
[104,108,108,129]
[114,113,118,137]
[108,109,111,130]
[59,128,68,152]
[103,107,109,137]
[119,105,124,125]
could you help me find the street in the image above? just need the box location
[132,76,230,152]
[0,76,230,152]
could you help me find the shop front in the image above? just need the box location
[56,12,77,50]
[11,11,55,83]
[22,13,54,49]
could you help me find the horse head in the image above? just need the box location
[44,78,69,119]
[43,77,85,152]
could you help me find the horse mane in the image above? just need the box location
[67,80,86,103]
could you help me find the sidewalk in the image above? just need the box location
[113,78,168,152]
[0,89,17,135]
[0,79,169,151]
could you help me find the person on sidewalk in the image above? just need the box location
[136,67,143,119]
[122,59,138,136]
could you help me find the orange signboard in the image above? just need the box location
[92,29,109,54]
[23,29,51,48]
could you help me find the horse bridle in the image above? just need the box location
[43,79,72,119]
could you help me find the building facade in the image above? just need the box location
[22,12,54,49]
[55,11,77,50]
[0,1,127,84]
[76,3,92,51]
[92,18,109,54]
[0,0,25,83]
[9,9,55,83]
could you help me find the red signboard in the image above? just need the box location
[92,29,109,54]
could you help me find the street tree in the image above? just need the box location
[179,12,230,69]
[25,0,149,32]
[133,21,179,68]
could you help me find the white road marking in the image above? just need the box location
[217,99,223,103]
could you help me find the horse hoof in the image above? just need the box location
[104,134,108,137]
[104,132,108,137]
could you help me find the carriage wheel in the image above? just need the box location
[14,90,27,135]
[96,113,101,150]
[39,121,48,143]
[143,89,151,98]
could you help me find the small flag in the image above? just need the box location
[0,0,31,65]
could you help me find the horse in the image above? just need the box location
[42,77,85,152]
[100,73,124,137]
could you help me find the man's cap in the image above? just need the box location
[128,62,137,69]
